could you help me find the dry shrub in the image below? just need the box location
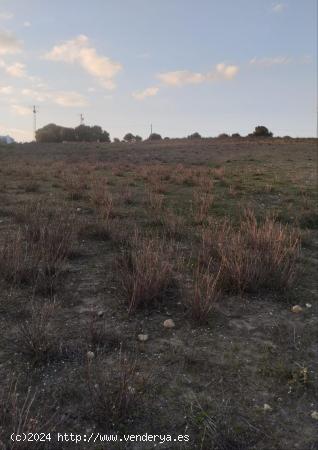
[14,302,58,364]
[85,351,142,427]
[162,209,185,239]
[192,190,214,224]
[115,232,177,313]
[0,378,58,449]
[63,172,88,200]
[187,263,222,324]
[86,318,121,354]
[0,202,76,292]
[89,180,114,221]
[201,211,300,293]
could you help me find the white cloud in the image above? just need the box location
[54,91,88,107]
[23,21,31,27]
[250,56,292,67]
[157,63,239,87]
[0,12,13,20]
[45,35,122,90]
[11,104,32,116]
[157,70,205,87]
[272,3,285,13]
[5,62,27,77]
[0,30,22,55]
[0,85,13,94]
[21,86,88,107]
[132,86,159,100]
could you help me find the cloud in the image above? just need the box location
[132,86,159,100]
[5,62,27,77]
[272,3,285,13]
[157,71,205,87]
[0,30,22,55]
[54,91,88,107]
[0,12,13,20]
[45,35,122,90]
[21,86,88,107]
[249,56,292,67]
[11,104,32,116]
[23,21,31,27]
[157,63,239,87]
[0,85,13,94]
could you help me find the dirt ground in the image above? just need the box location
[0,137,317,449]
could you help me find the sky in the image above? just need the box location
[0,0,316,142]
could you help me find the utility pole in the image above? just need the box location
[80,113,84,125]
[150,123,153,135]
[33,105,38,140]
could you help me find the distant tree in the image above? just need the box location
[36,123,110,143]
[113,137,120,143]
[188,132,201,139]
[218,133,229,138]
[231,133,241,138]
[135,135,143,142]
[148,133,162,141]
[36,124,63,143]
[60,126,76,142]
[75,125,93,142]
[249,126,273,138]
[164,137,170,140]
[123,133,135,143]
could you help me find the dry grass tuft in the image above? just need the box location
[115,232,177,313]
[13,302,59,364]
[200,211,301,293]
[187,263,222,324]
[0,377,58,449]
[0,202,76,292]
[85,350,143,427]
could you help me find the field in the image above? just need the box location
[0,137,317,449]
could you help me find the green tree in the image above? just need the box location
[123,133,135,143]
[188,132,201,139]
[249,126,273,137]
[148,133,162,141]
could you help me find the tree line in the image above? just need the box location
[35,124,275,143]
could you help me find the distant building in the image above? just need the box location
[0,135,15,144]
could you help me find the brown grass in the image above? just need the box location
[0,377,58,449]
[187,263,222,324]
[85,350,140,427]
[0,202,76,292]
[115,232,177,313]
[200,211,301,293]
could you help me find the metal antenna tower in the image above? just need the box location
[80,113,84,125]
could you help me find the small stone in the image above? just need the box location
[138,334,148,342]
[86,351,95,360]
[306,303,312,308]
[163,319,175,329]
[263,403,272,412]
[291,305,303,313]
[97,310,104,317]
[311,411,318,420]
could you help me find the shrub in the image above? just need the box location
[188,132,202,139]
[249,126,273,138]
[123,133,135,143]
[148,133,162,141]
[218,133,229,138]
[115,232,176,313]
[231,133,241,138]
[200,211,300,293]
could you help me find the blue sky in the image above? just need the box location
[0,0,316,141]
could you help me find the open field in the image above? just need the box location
[0,137,317,449]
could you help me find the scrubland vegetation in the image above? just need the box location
[0,137,317,449]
